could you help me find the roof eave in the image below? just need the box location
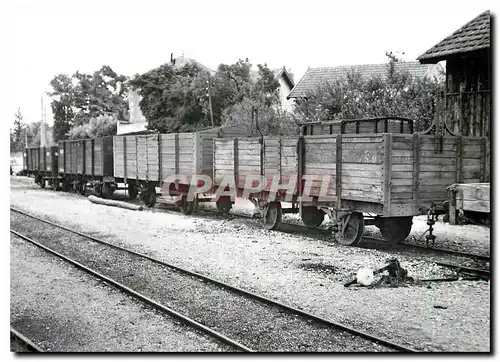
[418,46,490,64]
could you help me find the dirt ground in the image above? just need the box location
[10,176,491,352]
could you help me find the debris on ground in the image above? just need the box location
[344,259,414,288]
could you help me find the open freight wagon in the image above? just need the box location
[214,132,488,245]
[57,137,114,195]
[113,125,248,210]
[300,116,415,136]
[24,146,59,188]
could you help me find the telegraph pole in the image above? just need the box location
[40,97,47,147]
[206,80,214,128]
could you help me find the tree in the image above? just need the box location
[49,74,74,142]
[10,108,25,152]
[67,115,117,139]
[72,66,129,125]
[221,63,294,135]
[130,58,290,135]
[49,66,129,141]
[292,55,442,131]
[130,62,213,133]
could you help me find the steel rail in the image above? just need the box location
[197,209,491,262]
[10,228,253,353]
[10,327,45,352]
[362,236,490,262]
[11,206,416,352]
[435,262,490,279]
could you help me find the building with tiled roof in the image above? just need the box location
[418,10,490,63]
[418,10,491,182]
[418,11,491,139]
[288,61,442,99]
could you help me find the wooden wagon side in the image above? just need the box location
[447,183,490,224]
[388,134,488,217]
[301,117,414,136]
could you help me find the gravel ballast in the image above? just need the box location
[11,211,396,352]
[10,176,491,351]
[10,234,234,352]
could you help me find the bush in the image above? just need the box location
[67,115,117,139]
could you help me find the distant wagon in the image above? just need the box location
[112,125,249,210]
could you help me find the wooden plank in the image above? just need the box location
[342,142,383,150]
[462,199,490,213]
[343,169,381,178]
[419,185,449,193]
[419,178,456,186]
[391,178,413,186]
[234,139,238,187]
[383,133,392,215]
[341,135,384,142]
[341,163,381,171]
[391,192,414,200]
[456,136,463,183]
[281,147,297,157]
[341,189,382,200]
[341,150,382,164]
[303,168,335,176]
[304,162,336,170]
[335,134,342,205]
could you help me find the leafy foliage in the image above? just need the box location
[10,108,25,152]
[67,115,117,140]
[130,63,214,133]
[131,58,292,135]
[49,66,129,141]
[292,57,443,131]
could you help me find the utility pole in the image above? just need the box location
[206,80,214,128]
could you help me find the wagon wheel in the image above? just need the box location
[52,179,59,191]
[335,212,364,246]
[79,181,87,196]
[128,183,138,199]
[301,206,325,229]
[101,183,113,199]
[378,217,413,245]
[263,202,282,230]
[146,191,157,208]
[62,180,70,193]
[140,188,156,208]
[94,184,102,197]
[39,178,46,189]
[216,196,232,214]
[180,196,194,215]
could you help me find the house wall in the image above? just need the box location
[129,89,147,123]
[117,121,148,135]
[117,89,148,135]
[278,76,294,112]
[436,50,491,139]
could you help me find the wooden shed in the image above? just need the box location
[419,10,491,223]
[418,10,491,180]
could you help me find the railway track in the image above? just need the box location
[11,227,251,352]
[11,327,44,352]
[14,179,490,263]
[11,207,415,352]
[194,206,491,267]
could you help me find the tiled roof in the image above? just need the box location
[418,11,490,63]
[274,66,295,89]
[288,62,441,99]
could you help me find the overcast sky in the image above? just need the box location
[3,0,497,127]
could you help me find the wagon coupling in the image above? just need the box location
[425,204,438,247]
